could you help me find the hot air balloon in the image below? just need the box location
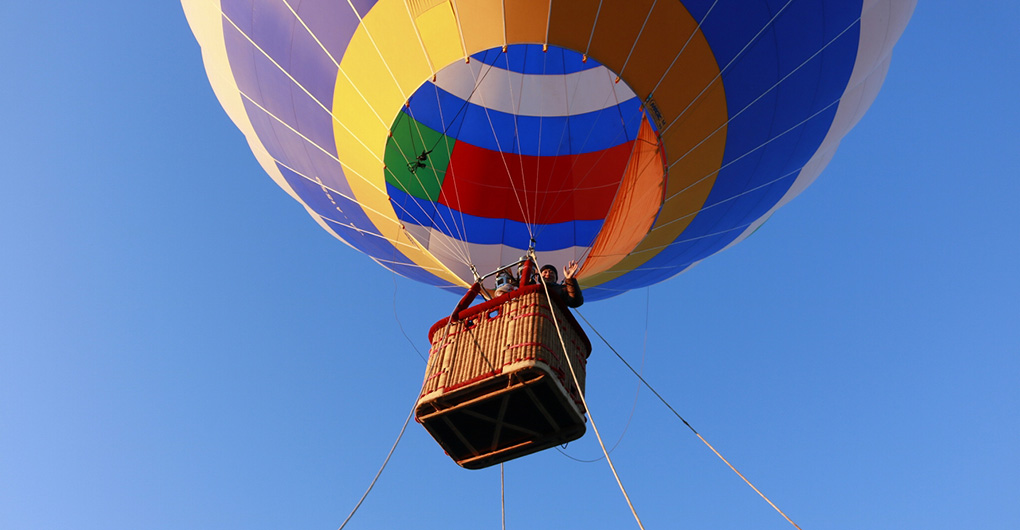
[183,0,915,300]
[183,0,915,469]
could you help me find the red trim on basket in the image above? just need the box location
[507,341,553,353]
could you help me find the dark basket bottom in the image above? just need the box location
[416,365,586,469]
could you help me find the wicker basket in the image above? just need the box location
[416,284,591,469]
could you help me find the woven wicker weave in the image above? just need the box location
[416,285,591,469]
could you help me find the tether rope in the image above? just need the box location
[334,275,436,529]
[336,402,416,530]
[557,288,648,463]
[392,274,427,362]
[573,310,804,530]
[532,253,646,529]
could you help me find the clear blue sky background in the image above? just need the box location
[2,3,1018,529]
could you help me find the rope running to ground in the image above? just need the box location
[557,287,648,463]
[574,310,804,530]
[336,402,416,530]
[532,252,646,529]
[336,276,437,529]
[338,273,485,528]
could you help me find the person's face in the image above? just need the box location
[541,268,556,282]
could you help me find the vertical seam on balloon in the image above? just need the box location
[474,56,536,242]
[448,0,470,64]
[532,49,569,228]
[651,166,803,238]
[387,113,474,266]
[221,12,381,163]
[500,0,507,50]
[507,47,534,229]
[236,89,472,265]
[343,0,475,266]
[617,0,659,79]
[417,57,509,268]
[544,0,552,50]
[341,0,442,178]
[401,0,438,76]
[427,82,473,266]
[530,49,572,240]
[661,97,843,208]
[226,6,463,262]
[658,0,794,136]
[641,0,722,96]
[532,49,548,235]
[663,15,863,179]
[270,158,433,249]
[584,0,606,58]
[278,0,397,135]
[535,69,644,243]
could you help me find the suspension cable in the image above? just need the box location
[476,52,536,240]
[558,287,648,463]
[535,66,648,243]
[336,402,416,530]
[531,252,646,529]
[573,310,804,530]
[392,274,427,362]
[500,463,506,530]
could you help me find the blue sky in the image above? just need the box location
[2,2,1018,529]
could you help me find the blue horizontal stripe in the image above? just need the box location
[404,85,644,156]
[387,186,603,251]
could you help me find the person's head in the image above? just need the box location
[540,264,558,283]
[495,268,514,288]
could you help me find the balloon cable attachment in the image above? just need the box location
[407,148,433,174]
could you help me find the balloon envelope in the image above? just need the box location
[184,0,915,301]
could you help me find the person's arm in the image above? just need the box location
[561,277,584,307]
[561,260,584,308]
[562,260,579,281]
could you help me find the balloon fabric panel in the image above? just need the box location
[185,0,916,300]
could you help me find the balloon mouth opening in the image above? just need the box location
[381,43,663,227]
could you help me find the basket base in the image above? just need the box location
[415,362,586,469]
